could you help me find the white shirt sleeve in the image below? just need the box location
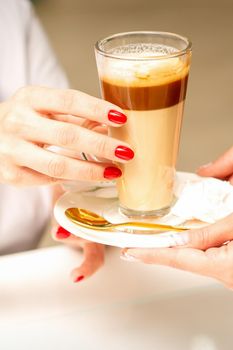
[0,0,69,254]
[26,2,69,88]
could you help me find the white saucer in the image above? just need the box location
[54,172,205,248]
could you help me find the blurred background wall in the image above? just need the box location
[35,0,233,172]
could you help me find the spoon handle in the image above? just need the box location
[114,222,187,232]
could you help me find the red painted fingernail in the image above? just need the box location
[115,145,134,160]
[74,275,84,283]
[104,167,122,179]
[108,110,127,124]
[55,226,71,239]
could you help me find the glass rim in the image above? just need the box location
[95,31,192,61]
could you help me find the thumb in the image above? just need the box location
[181,213,233,250]
[197,146,233,179]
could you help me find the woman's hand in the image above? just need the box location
[52,225,104,283]
[122,213,233,289]
[197,146,233,183]
[122,147,233,289]
[51,185,104,283]
[0,86,134,186]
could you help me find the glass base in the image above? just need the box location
[119,205,171,219]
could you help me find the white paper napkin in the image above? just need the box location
[172,174,233,223]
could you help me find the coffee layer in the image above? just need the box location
[110,102,184,211]
[101,74,188,110]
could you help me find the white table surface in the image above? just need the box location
[0,246,233,350]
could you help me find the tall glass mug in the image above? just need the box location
[95,32,192,217]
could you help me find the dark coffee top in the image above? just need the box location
[101,74,189,110]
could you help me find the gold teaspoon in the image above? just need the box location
[65,208,188,234]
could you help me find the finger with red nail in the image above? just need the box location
[52,225,105,283]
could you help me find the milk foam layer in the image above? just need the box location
[98,43,190,87]
[109,43,178,57]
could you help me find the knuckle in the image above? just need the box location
[92,100,103,118]
[60,91,75,111]
[79,165,100,181]
[13,86,34,102]
[3,110,27,135]
[2,112,19,133]
[56,126,79,147]
[47,156,66,178]
[81,119,99,130]
[0,138,17,160]
[95,136,109,156]
[191,227,210,248]
[1,165,22,185]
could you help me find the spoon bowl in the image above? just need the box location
[65,208,188,234]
